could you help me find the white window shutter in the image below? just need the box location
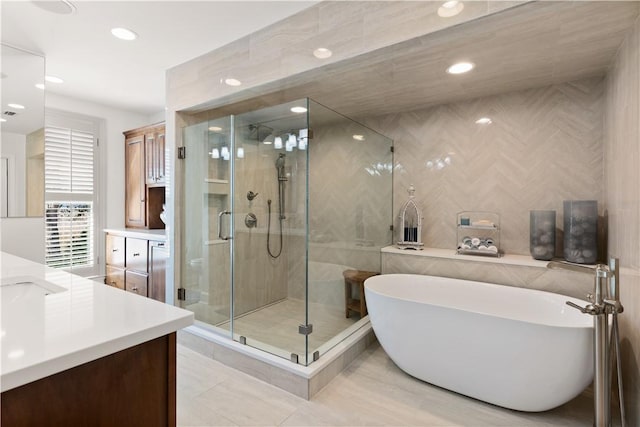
[44,126,95,269]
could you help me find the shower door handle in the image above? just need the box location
[218,210,232,241]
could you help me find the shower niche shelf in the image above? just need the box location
[204,178,229,195]
[456,211,501,258]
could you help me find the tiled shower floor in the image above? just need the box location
[186,298,358,357]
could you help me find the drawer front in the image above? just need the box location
[126,238,148,272]
[106,235,125,267]
[125,270,148,297]
[105,266,125,290]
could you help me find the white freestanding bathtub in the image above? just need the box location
[365,274,593,412]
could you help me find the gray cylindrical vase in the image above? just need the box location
[530,210,556,261]
[563,200,598,264]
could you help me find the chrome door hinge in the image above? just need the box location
[178,146,186,159]
[390,146,394,153]
[177,288,186,301]
[298,324,313,335]
[390,224,394,231]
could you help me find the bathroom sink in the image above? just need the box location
[1,277,67,300]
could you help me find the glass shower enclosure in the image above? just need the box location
[180,98,393,365]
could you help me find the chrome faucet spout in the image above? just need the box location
[546,260,609,277]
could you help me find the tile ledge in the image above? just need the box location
[381,246,549,268]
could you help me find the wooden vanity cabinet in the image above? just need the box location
[125,270,148,297]
[149,241,169,302]
[105,266,125,290]
[124,123,165,229]
[105,233,166,302]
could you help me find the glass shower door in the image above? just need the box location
[230,100,309,363]
[180,117,232,332]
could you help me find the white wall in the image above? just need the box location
[1,217,44,262]
[45,93,154,229]
[1,132,27,217]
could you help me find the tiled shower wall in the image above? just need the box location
[604,16,640,425]
[365,77,605,255]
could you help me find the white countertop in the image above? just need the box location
[104,228,167,241]
[0,252,193,392]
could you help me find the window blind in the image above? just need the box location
[44,126,95,269]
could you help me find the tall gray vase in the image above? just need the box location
[530,210,555,261]
[563,200,597,264]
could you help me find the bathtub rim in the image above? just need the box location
[365,273,593,329]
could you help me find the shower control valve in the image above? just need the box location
[245,213,258,229]
[247,191,259,201]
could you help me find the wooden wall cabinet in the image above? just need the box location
[105,233,166,302]
[124,123,165,229]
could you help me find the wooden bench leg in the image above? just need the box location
[345,281,351,318]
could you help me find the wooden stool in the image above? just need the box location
[343,270,379,318]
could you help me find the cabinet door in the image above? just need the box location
[154,130,166,185]
[125,270,148,297]
[149,241,168,302]
[126,237,149,273]
[105,266,125,290]
[145,132,156,185]
[105,234,125,267]
[125,135,146,228]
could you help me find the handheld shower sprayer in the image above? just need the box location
[267,153,286,258]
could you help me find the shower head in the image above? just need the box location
[275,153,286,169]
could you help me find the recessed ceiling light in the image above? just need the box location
[32,0,76,15]
[224,78,242,87]
[111,27,138,41]
[0,118,6,123]
[446,62,475,74]
[35,83,46,90]
[7,103,25,109]
[353,134,365,141]
[313,48,333,59]
[45,75,64,84]
[208,126,222,132]
[475,117,492,125]
[438,1,464,18]
[290,106,307,113]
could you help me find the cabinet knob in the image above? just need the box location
[133,252,140,257]
[112,248,119,252]
[132,287,138,291]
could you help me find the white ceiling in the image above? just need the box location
[1,0,317,116]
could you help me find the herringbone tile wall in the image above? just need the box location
[366,77,605,255]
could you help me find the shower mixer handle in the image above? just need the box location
[566,301,602,315]
[247,191,259,201]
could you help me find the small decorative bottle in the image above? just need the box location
[396,185,424,250]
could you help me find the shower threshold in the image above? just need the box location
[178,316,375,399]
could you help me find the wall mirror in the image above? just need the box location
[1,44,45,217]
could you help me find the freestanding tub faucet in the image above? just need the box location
[547,258,625,427]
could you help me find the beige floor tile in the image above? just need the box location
[177,342,597,427]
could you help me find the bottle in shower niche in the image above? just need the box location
[563,200,598,264]
[529,210,555,261]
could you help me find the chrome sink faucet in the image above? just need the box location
[547,258,625,427]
